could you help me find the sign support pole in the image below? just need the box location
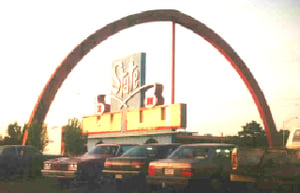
[171,22,175,104]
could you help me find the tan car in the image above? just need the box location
[147,143,236,193]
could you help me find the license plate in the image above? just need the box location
[115,174,122,179]
[164,168,174,175]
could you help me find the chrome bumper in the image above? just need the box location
[41,169,76,178]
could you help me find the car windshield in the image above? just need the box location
[169,146,209,159]
[122,145,153,157]
[122,145,178,158]
[86,145,118,156]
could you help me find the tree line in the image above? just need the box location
[0,118,87,156]
[0,119,290,156]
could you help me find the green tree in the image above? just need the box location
[26,122,49,151]
[62,118,87,156]
[8,122,22,144]
[237,120,268,147]
[2,122,23,145]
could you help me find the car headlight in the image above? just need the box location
[68,162,77,171]
[44,163,51,170]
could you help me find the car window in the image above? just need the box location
[122,145,149,157]
[157,145,179,158]
[24,146,41,155]
[194,148,209,159]
[215,148,232,159]
[16,146,24,157]
[120,145,136,155]
[87,145,118,155]
[169,146,209,159]
[2,146,17,156]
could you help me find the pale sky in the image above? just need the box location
[0,0,299,137]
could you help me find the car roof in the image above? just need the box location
[0,145,34,148]
[179,143,236,147]
[140,143,180,147]
[95,143,137,147]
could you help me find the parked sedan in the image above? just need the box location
[0,145,44,179]
[41,143,136,186]
[147,143,236,193]
[102,143,180,193]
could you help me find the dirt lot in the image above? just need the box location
[0,177,168,193]
[0,176,120,193]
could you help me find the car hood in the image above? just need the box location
[44,154,109,164]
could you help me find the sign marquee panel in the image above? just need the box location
[111,53,146,112]
[82,103,186,134]
[82,112,122,134]
[126,103,187,132]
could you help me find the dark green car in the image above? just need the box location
[103,143,180,193]
[0,145,43,179]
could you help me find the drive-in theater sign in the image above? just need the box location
[81,53,187,147]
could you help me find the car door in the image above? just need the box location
[212,147,234,177]
[3,146,19,177]
[23,146,43,176]
[16,146,26,175]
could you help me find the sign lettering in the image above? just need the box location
[110,53,146,112]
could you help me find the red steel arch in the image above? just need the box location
[23,9,280,147]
